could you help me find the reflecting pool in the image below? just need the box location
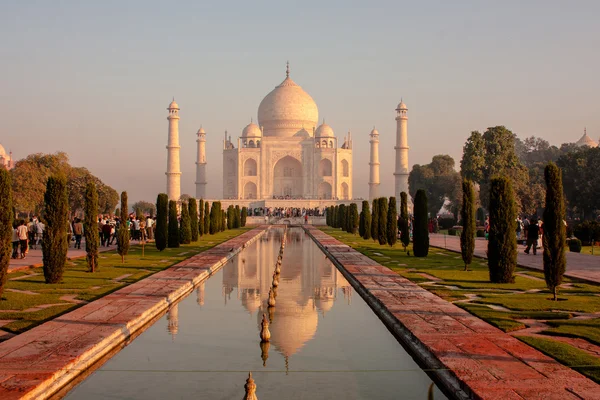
[64,227,446,399]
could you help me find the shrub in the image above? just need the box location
[84,181,99,272]
[189,199,198,242]
[117,191,130,262]
[377,197,388,245]
[221,206,226,231]
[204,201,210,234]
[568,238,582,253]
[360,201,371,240]
[413,189,429,257]
[448,228,458,236]
[241,207,247,227]
[399,192,410,251]
[476,229,486,238]
[348,203,359,234]
[168,200,179,247]
[155,193,168,251]
[198,199,204,236]
[234,205,241,228]
[387,197,398,246]
[42,174,69,283]
[573,220,600,245]
[0,169,13,297]
[179,202,192,244]
[209,202,219,234]
[438,217,457,230]
[227,205,234,230]
[338,204,346,231]
[487,177,517,283]
[370,199,378,241]
[543,162,567,301]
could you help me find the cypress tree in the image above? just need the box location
[362,200,371,240]
[42,174,69,283]
[543,163,566,301]
[234,205,241,228]
[460,179,476,271]
[117,191,130,263]
[227,205,234,229]
[387,196,398,246]
[399,192,410,252]
[487,177,517,283]
[344,205,350,231]
[198,199,204,236]
[155,193,168,251]
[371,199,379,241]
[179,202,192,244]
[332,206,338,228]
[377,197,388,245]
[84,181,99,272]
[413,189,429,257]
[241,207,248,227]
[338,204,346,231]
[349,203,359,234]
[168,200,180,247]
[329,206,334,227]
[209,202,219,234]
[327,206,331,226]
[204,201,210,234]
[0,169,13,297]
[358,204,365,237]
[189,198,198,242]
[221,206,226,231]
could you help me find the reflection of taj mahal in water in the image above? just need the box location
[222,229,352,358]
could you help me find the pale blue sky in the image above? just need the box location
[2,0,598,203]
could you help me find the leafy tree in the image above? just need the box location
[42,174,69,283]
[168,200,180,247]
[179,202,192,244]
[487,177,517,283]
[399,192,410,251]
[348,203,359,234]
[189,198,198,241]
[241,207,247,227]
[204,201,210,234]
[409,155,462,217]
[543,163,566,301]
[84,181,99,272]
[209,202,219,234]
[0,169,13,297]
[387,197,398,246]
[132,200,157,217]
[557,147,600,219]
[413,190,429,257]
[234,205,241,228]
[227,205,234,230]
[361,201,371,240]
[155,193,168,251]
[460,179,476,271]
[117,191,130,262]
[377,198,388,245]
[460,131,485,182]
[198,199,204,236]
[370,199,379,241]
[180,194,193,202]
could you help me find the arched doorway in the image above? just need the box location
[341,182,349,200]
[244,158,257,176]
[341,159,349,177]
[244,181,257,199]
[319,159,332,177]
[273,156,302,198]
[318,182,332,199]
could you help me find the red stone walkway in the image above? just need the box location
[305,226,600,400]
[0,227,266,400]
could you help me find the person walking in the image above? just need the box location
[73,218,83,249]
[17,220,29,259]
[102,222,112,247]
[525,217,540,255]
[146,216,154,240]
[12,222,20,259]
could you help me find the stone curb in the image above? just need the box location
[0,228,266,400]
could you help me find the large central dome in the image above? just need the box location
[257,65,319,138]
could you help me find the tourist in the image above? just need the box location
[73,218,83,249]
[27,217,36,250]
[101,222,112,246]
[11,221,19,259]
[525,217,540,255]
[146,216,154,240]
[34,219,44,248]
[17,220,28,259]
[140,218,147,241]
[67,219,73,248]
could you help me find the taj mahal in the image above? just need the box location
[164,63,411,210]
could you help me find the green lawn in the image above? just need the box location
[0,228,250,335]
[319,226,600,383]
[580,246,600,256]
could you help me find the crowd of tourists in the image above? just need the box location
[248,207,325,218]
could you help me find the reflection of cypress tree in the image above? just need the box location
[542,163,566,301]
[84,181,99,272]
[241,207,247,227]
[487,177,516,283]
[370,199,378,241]
[42,174,69,283]
[204,201,210,234]
[0,169,13,297]
[413,190,429,257]
[399,192,410,251]
[168,200,180,248]
[387,197,397,246]
[198,199,204,236]
[189,198,198,242]
[155,193,168,251]
[377,197,388,245]
[179,202,191,244]
[117,191,130,263]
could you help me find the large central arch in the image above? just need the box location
[273,156,303,198]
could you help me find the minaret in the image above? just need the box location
[166,98,181,201]
[368,127,380,201]
[394,100,409,204]
[195,127,207,199]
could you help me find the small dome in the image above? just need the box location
[575,132,598,148]
[197,127,206,135]
[242,122,262,137]
[370,128,379,136]
[168,99,179,109]
[294,128,310,138]
[396,100,407,110]
[0,144,6,157]
[315,122,334,137]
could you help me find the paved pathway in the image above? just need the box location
[430,234,600,284]
[305,226,600,400]
[0,227,266,400]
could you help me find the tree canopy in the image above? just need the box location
[409,154,461,217]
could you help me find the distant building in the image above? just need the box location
[575,128,598,148]
[0,144,14,170]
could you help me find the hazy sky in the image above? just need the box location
[2,0,599,204]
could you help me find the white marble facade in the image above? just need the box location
[222,64,353,201]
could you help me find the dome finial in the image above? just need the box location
[286,61,290,78]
